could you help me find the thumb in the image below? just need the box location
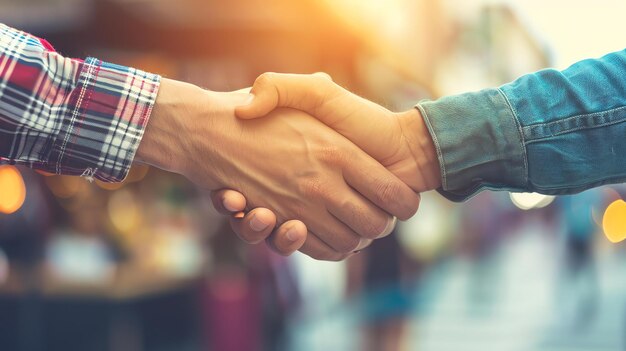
[236,72,399,163]
[235,72,338,120]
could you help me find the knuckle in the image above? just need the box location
[363,215,389,239]
[318,222,360,253]
[319,145,345,165]
[312,73,330,85]
[298,176,326,199]
[312,73,339,99]
[342,201,386,239]
[314,72,333,82]
[313,72,334,87]
[334,235,361,253]
[375,179,402,208]
[255,72,276,88]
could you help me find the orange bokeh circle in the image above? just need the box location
[0,166,26,214]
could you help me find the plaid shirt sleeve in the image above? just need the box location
[0,23,160,182]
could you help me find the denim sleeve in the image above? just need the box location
[417,49,626,201]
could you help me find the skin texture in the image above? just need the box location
[214,73,441,258]
[135,78,420,261]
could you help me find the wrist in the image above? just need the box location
[396,108,442,191]
[135,78,206,175]
[136,79,252,190]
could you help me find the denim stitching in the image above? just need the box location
[415,104,447,189]
[498,88,528,188]
[525,116,626,144]
[523,105,626,141]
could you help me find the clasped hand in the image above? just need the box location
[209,73,441,261]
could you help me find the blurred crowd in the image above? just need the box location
[1,1,626,351]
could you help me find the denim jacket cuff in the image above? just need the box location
[416,88,528,202]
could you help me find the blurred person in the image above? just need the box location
[456,193,505,315]
[347,232,415,351]
[557,192,602,329]
[200,219,300,351]
[218,49,626,255]
[202,221,262,351]
[0,23,418,262]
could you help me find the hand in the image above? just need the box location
[210,189,308,256]
[136,78,420,261]
[238,72,441,191]
[214,73,442,252]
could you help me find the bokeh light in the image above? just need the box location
[107,188,142,235]
[510,192,555,210]
[592,187,622,226]
[602,199,626,243]
[0,165,26,214]
[398,192,454,261]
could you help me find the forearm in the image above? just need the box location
[0,23,159,182]
[418,48,626,201]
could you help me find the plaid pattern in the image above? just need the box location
[0,23,160,182]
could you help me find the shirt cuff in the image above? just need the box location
[416,88,528,201]
[50,57,161,182]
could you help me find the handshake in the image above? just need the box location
[136,73,442,261]
[3,23,620,257]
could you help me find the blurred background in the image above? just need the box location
[1,0,626,350]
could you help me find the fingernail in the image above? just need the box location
[285,227,299,242]
[223,199,239,212]
[242,93,255,105]
[381,216,398,237]
[249,214,269,232]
